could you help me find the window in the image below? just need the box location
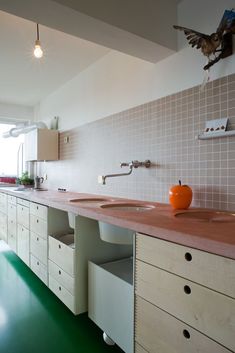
[0,124,24,176]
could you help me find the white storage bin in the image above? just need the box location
[88,258,134,353]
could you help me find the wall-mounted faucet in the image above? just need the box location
[98,160,151,185]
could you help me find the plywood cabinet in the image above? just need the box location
[7,196,17,252]
[17,198,30,265]
[25,128,58,161]
[0,192,7,242]
[135,233,235,353]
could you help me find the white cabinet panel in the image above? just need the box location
[17,224,30,265]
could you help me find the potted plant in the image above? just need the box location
[16,171,34,187]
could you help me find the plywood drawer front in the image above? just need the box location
[17,224,30,265]
[135,296,231,353]
[8,204,16,220]
[30,232,47,265]
[8,231,17,252]
[30,254,48,285]
[30,215,47,239]
[48,260,74,295]
[135,343,149,353]
[136,233,235,298]
[17,198,30,208]
[49,275,75,313]
[17,204,29,228]
[136,260,235,351]
[8,195,16,205]
[30,202,48,220]
[49,236,75,276]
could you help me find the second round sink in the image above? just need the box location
[69,197,112,203]
[100,203,155,212]
[175,210,235,222]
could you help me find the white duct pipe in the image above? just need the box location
[2,121,47,138]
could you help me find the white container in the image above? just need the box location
[98,221,134,245]
[88,257,134,353]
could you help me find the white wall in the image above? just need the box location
[36,0,235,130]
[0,102,34,123]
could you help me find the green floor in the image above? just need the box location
[0,241,123,353]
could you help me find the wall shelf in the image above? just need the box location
[196,130,235,140]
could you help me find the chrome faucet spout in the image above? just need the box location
[98,160,151,185]
[102,164,133,185]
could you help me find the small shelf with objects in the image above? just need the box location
[196,117,235,140]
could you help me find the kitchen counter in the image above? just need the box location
[0,187,235,260]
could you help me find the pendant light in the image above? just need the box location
[34,23,43,58]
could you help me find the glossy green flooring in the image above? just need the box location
[0,241,123,353]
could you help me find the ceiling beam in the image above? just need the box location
[0,0,177,63]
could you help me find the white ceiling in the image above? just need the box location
[0,10,110,106]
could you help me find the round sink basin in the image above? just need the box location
[175,210,235,223]
[99,221,134,245]
[69,198,112,203]
[100,203,155,212]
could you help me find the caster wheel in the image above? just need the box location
[103,332,115,346]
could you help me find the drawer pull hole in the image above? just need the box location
[37,262,39,265]
[59,244,61,249]
[59,270,61,275]
[183,330,190,339]
[185,252,192,261]
[184,285,191,294]
[59,286,61,291]
[37,206,39,210]
[36,219,39,223]
[37,237,39,241]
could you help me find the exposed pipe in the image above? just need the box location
[2,121,47,138]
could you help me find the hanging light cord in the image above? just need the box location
[36,23,39,41]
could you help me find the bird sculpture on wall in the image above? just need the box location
[173,9,235,71]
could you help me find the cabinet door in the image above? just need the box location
[0,212,7,242]
[136,233,235,299]
[17,204,29,228]
[30,202,47,220]
[136,260,235,352]
[30,232,47,265]
[49,236,75,276]
[30,215,47,239]
[30,254,48,285]
[17,224,30,265]
[25,129,58,161]
[49,275,75,313]
[135,296,231,353]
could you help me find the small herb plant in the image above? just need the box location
[16,171,34,186]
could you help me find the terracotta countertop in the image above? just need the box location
[0,187,235,260]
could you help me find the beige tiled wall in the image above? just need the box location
[40,73,235,211]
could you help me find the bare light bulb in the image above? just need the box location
[34,39,43,58]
